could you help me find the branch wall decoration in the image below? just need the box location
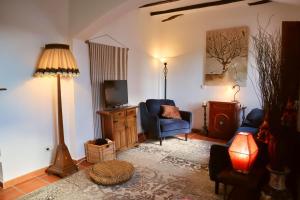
[204,26,249,86]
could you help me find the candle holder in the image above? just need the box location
[202,102,208,136]
[241,105,247,124]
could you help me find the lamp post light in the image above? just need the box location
[202,101,208,135]
[163,62,168,100]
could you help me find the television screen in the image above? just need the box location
[103,80,128,108]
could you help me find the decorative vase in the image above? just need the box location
[260,165,292,200]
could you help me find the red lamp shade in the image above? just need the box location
[228,132,258,174]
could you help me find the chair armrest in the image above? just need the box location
[139,102,161,138]
[209,144,231,181]
[180,110,192,124]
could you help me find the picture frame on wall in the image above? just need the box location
[204,26,249,86]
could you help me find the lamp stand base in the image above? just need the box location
[46,144,78,177]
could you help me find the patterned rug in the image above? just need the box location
[19,137,222,200]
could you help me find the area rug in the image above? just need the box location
[19,137,222,200]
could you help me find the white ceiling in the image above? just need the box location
[273,0,300,5]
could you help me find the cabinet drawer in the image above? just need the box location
[113,111,125,119]
[126,109,136,117]
[113,119,125,129]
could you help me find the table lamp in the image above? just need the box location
[35,44,79,177]
[228,132,258,174]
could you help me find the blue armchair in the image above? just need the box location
[139,99,192,145]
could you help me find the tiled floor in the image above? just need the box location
[0,133,225,200]
[0,161,93,200]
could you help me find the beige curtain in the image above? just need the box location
[88,42,129,138]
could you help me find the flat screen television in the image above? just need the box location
[103,80,128,108]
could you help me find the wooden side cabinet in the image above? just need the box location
[208,101,240,140]
[98,106,138,151]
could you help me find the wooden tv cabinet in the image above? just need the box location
[98,106,138,151]
[208,101,240,140]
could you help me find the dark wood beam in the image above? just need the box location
[150,0,244,16]
[139,0,180,8]
[248,0,271,6]
[162,14,184,22]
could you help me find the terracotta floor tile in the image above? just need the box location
[15,178,49,194]
[0,187,24,200]
[38,174,61,183]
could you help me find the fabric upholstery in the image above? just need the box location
[160,119,189,132]
[161,105,182,119]
[241,108,264,128]
[146,99,175,116]
[140,99,192,143]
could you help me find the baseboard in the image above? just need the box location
[1,167,47,189]
[73,157,86,164]
[0,157,87,189]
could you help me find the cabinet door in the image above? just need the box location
[126,109,137,147]
[208,101,239,140]
[113,112,127,150]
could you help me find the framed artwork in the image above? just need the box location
[204,26,249,86]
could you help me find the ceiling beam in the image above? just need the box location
[248,0,272,6]
[139,0,180,8]
[162,14,184,22]
[150,0,244,16]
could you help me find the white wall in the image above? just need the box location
[88,2,300,131]
[69,0,126,37]
[72,39,94,158]
[0,0,75,182]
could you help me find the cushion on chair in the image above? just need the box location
[161,105,182,119]
[146,99,175,116]
[160,119,189,132]
[89,160,134,185]
[241,108,264,128]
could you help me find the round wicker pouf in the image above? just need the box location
[89,160,134,185]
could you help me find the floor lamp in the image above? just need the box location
[163,62,168,100]
[35,44,79,177]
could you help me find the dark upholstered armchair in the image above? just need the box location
[139,99,192,145]
[209,108,268,194]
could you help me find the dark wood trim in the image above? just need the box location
[150,0,244,16]
[46,75,78,177]
[139,0,180,8]
[248,0,271,6]
[162,14,183,22]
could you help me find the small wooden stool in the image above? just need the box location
[89,160,134,185]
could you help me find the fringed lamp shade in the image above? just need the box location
[228,132,258,174]
[35,43,79,177]
[35,44,79,77]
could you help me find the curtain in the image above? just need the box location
[88,42,129,138]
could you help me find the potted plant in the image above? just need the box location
[252,23,295,199]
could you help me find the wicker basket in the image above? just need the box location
[85,139,116,163]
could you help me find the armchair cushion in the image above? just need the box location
[146,99,175,116]
[241,108,264,128]
[161,105,182,119]
[160,119,190,132]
